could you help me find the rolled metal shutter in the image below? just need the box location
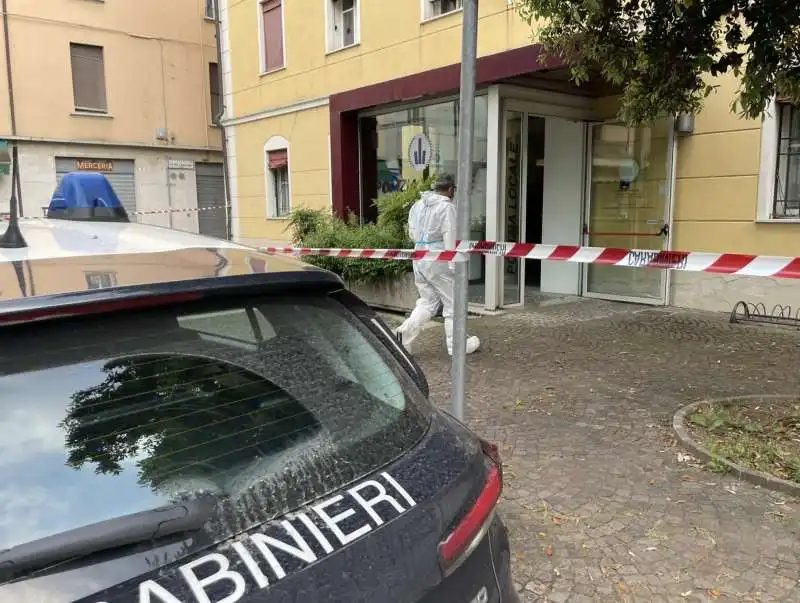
[195,162,228,240]
[55,157,137,217]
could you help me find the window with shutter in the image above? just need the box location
[261,0,284,72]
[265,141,291,219]
[209,63,222,122]
[70,43,108,113]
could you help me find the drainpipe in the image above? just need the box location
[212,2,233,241]
[2,0,22,215]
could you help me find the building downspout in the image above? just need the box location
[212,3,233,241]
[2,0,22,215]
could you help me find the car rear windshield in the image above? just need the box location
[0,294,431,552]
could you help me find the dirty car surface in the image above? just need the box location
[0,257,518,603]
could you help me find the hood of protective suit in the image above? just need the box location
[421,190,449,207]
[408,191,456,250]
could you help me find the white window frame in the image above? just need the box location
[257,0,287,75]
[264,135,292,219]
[421,0,463,22]
[204,0,217,20]
[757,97,800,222]
[325,0,360,54]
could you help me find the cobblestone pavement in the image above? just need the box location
[383,297,800,603]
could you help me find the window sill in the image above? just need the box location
[756,218,800,224]
[203,16,217,22]
[421,8,463,24]
[266,215,291,221]
[259,66,286,78]
[71,110,113,119]
[326,42,360,57]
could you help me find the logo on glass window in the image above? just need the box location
[618,156,640,190]
[408,133,432,172]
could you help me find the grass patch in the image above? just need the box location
[687,399,800,484]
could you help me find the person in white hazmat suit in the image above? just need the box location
[394,173,481,356]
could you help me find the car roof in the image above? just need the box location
[0,218,340,310]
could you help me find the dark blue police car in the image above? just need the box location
[0,173,519,603]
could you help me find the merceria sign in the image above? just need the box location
[75,159,115,172]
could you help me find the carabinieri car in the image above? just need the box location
[0,173,519,603]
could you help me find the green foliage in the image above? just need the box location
[514,0,800,124]
[375,176,435,236]
[689,402,800,484]
[287,176,435,285]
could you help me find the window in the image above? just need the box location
[268,150,290,217]
[69,43,108,113]
[358,97,489,303]
[773,102,800,218]
[204,0,216,19]
[209,62,222,122]
[423,0,462,20]
[0,295,429,564]
[260,0,285,73]
[85,271,117,290]
[265,136,291,218]
[327,0,358,52]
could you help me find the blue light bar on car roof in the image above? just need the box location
[47,172,129,223]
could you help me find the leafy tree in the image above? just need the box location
[59,355,314,492]
[515,0,800,125]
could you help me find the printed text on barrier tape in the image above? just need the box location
[259,241,800,280]
[29,206,232,219]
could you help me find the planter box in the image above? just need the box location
[348,272,417,313]
[347,272,493,316]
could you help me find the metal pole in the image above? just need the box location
[451,0,478,422]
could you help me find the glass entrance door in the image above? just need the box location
[583,121,673,303]
[501,110,524,306]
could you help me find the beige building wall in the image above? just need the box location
[669,73,800,312]
[223,0,800,312]
[0,0,224,226]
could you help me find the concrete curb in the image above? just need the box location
[672,395,800,497]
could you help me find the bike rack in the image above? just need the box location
[729,300,800,329]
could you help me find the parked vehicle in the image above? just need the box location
[0,174,518,603]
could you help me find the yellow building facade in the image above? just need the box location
[0,0,228,238]
[220,0,800,312]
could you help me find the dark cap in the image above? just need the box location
[431,172,456,191]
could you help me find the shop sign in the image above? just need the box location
[168,159,195,170]
[75,159,114,172]
[505,137,520,262]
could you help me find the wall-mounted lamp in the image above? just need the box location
[675,113,695,135]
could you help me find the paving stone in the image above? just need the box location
[404,299,800,601]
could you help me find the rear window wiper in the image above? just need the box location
[0,496,216,579]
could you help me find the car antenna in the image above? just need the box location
[0,143,27,248]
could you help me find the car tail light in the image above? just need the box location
[438,439,503,575]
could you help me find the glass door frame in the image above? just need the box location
[580,117,678,306]
[493,90,595,309]
[498,109,529,308]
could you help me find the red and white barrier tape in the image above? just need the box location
[31,205,231,219]
[130,205,230,217]
[259,241,800,280]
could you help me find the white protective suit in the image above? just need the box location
[395,190,480,356]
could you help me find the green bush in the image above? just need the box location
[287,176,434,285]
